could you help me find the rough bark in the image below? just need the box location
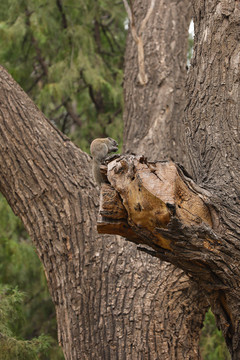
[1,2,200,360]
[1,0,229,359]
[98,151,239,357]
[99,0,240,358]
[122,0,209,359]
[123,0,191,164]
[0,63,206,360]
[184,1,240,358]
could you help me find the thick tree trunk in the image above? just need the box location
[0,66,98,359]
[100,0,240,358]
[123,0,191,164]
[185,1,240,358]
[122,0,209,358]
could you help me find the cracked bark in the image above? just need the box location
[121,0,209,359]
[184,1,240,357]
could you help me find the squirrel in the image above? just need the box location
[90,137,118,187]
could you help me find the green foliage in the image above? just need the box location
[0,286,51,360]
[200,309,231,360]
[0,195,64,359]
[0,0,126,151]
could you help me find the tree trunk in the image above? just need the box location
[0,3,200,359]
[100,0,240,358]
[2,0,234,359]
[123,0,209,358]
[0,59,205,360]
[123,0,191,164]
[184,1,240,358]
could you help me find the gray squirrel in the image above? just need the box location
[90,137,118,186]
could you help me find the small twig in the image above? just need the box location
[139,0,156,35]
[122,0,156,85]
[122,0,133,23]
[137,246,160,259]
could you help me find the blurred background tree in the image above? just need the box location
[0,286,51,360]
[0,1,229,359]
[0,0,125,152]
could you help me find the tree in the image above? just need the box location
[0,0,210,358]
[200,310,231,360]
[99,0,240,359]
[122,0,213,358]
[0,60,209,359]
[0,1,238,360]
[0,2,207,359]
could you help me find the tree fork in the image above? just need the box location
[98,155,240,357]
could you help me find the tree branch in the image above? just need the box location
[122,0,133,24]
[97,155,239,294]
[64,101,82,127]
[139,0,156,35]
[122,0,156,85]
[56,0,68,29]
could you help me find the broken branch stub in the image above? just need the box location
[97,155,226,286]
[98,155,212,240]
